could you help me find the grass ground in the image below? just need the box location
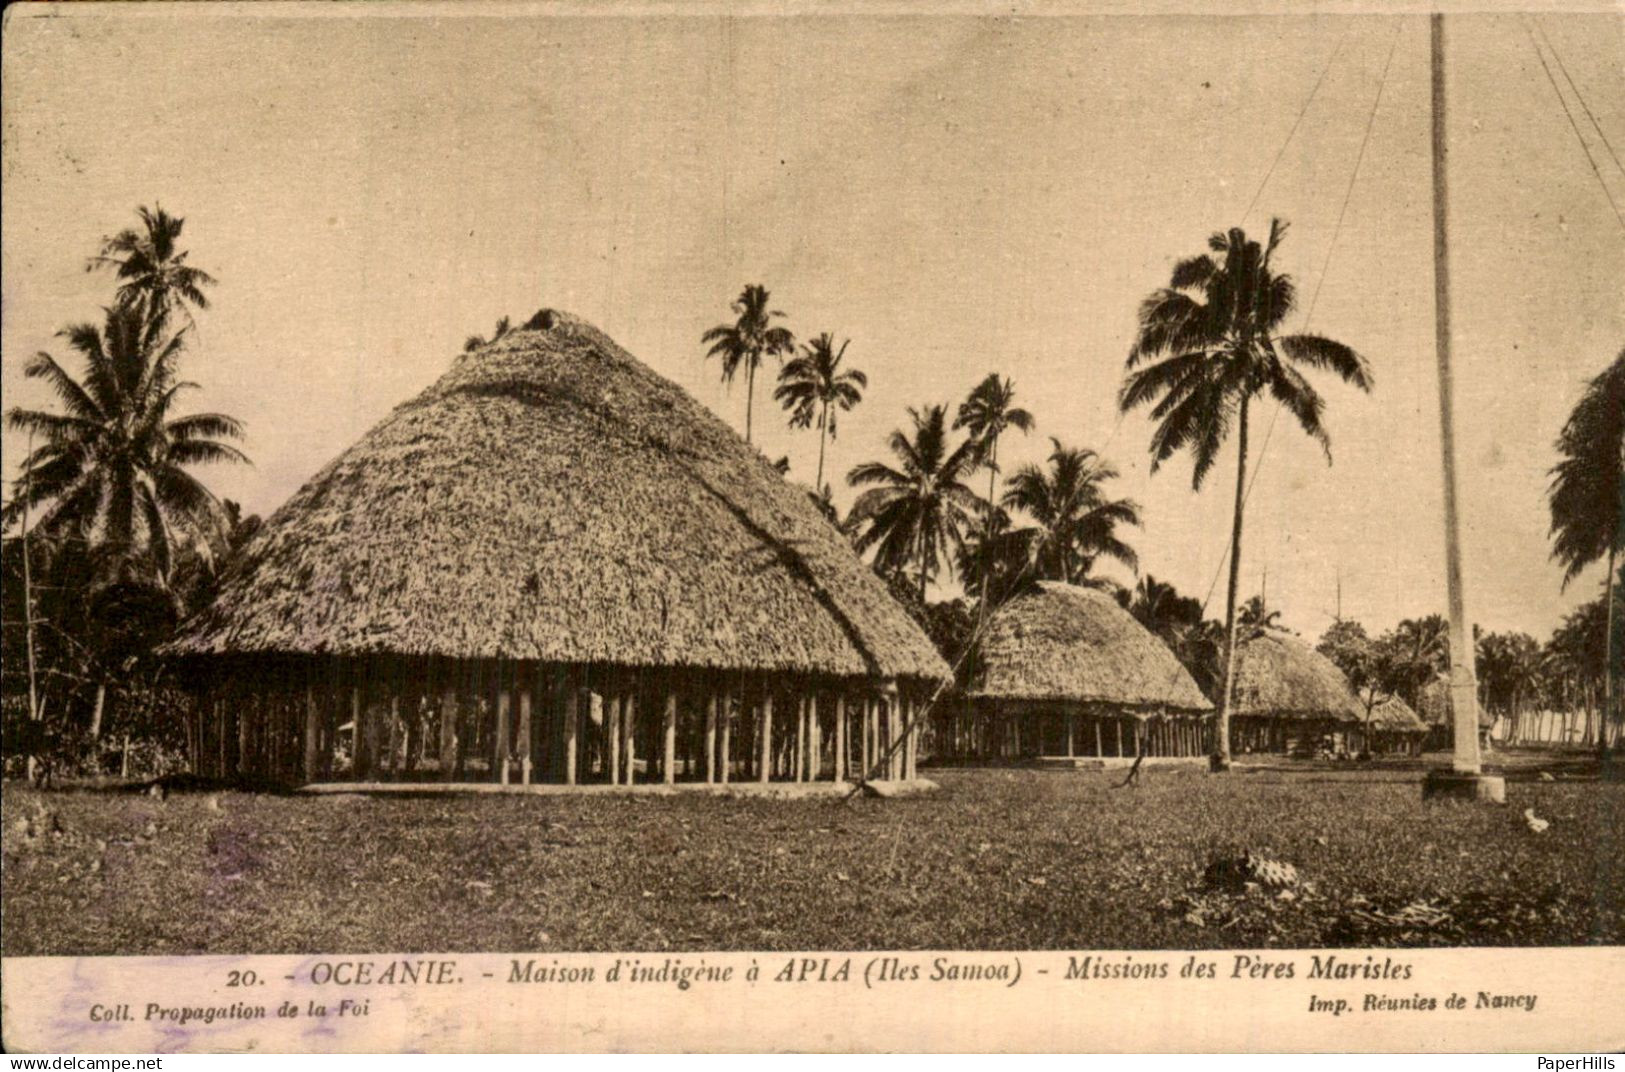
[3,752,1619,955]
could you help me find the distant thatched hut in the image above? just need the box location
[1228,630,1364,756]
[944,583,1213,762]
[166,310,949,786]
[1354,695,1428,756]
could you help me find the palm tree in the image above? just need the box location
[86,205,216,336]
[1002,438,1141,588]
[3,306,249,583]
[1547,347,1623,753]
[701,284,795,445]
[954,374,1035,612]
[955,507,1036,610]
[1118,219,1373,768]
[464,316,512,353]
[1129,574,1204,641]
[846,404,981,602]
[773,333,867,494]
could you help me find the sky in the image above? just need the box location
[3,4,1622,646]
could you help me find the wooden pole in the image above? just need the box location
[623,691,638,786]
[834,695,847,781]
[861,697,873,778]
[563,683,579,786]
[439,684,458,782]
[384,692,400,779]
[719,687,733,785]
[351,686,367,780]
[704,693,718,784]
[663,690,677,786]
[238,690,254,778]
[304,682,322,783]
[1430,12,1483,777]
[516,681,533,785]
[809,693,821,782]
[794,696,806,782]
[608,692,622,786]
[494,684,511,785]
[758,690,773,784]
[884,685,900,780]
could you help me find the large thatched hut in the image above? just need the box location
[1228,629,1364,755]
[166,310,948,787]
[944,583,1213,762]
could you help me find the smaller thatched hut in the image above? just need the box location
[946,583,1213,762]
[1229,629,1364,756]
[1354,695,1428,756]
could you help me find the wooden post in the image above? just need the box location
[563,684,579,786]
[886,687,901,780]
[793,697,805,782]
[494,686,511,784]
[215,697,227,779]
[704,693,718,784]
[758,691,773,784]
[663,690,677,786]
[383,693,400,779]
[861,697,873,779]
[834,695,847,781]
[303,683,322,783]
[719,688,732,785]
[516,683,533,785]
[808,694,821,782]
[351,686,368,781]
[607,693,622,786]
[238,693,254,778]
[623,691,637,785]
[439,685,458,781]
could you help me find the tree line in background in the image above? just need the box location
[703,222,1620,755]
[2,209,1617,778]
[2,206,253,775]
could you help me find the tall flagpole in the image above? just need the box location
[1425,12,1504,803]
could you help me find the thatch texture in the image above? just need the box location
[168,311,948,682]
[1231,630,1364,722]
[1366,695,1427,733]
[967,583,1212,711]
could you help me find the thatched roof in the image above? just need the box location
[1231,629,1364,723]
[1366,695,1427,733]
[167,310,948,682]
[966,583,1212,712]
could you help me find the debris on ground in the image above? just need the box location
[1203,850,1299,892]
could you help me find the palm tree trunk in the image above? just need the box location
[1604,543,1616,755]
[815,403,828,494]
[918,523,930,605]
[1214,393,1250,770]
[745,362,756,445]
[979,438,998,614]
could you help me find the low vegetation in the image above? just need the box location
[4,758,1618,956]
